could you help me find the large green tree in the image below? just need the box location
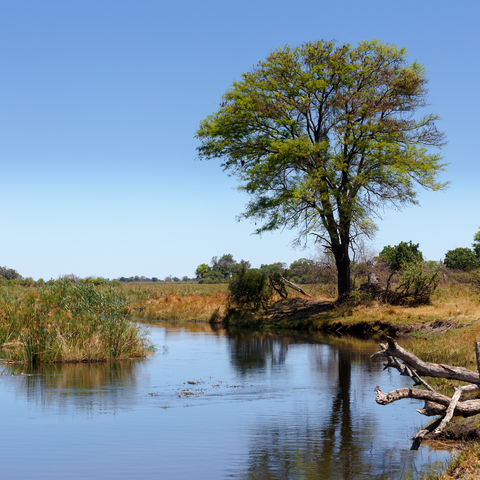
[197,40,445,300]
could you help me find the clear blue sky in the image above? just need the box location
[0,0,478,279]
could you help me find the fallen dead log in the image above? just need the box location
[374,386,480,417]
[280,277,312,297]
[372,338,480,450]
[372,337,480,384]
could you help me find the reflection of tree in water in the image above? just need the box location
[8,360,141,413]
[227,331,289,375]
[240,347,420,480]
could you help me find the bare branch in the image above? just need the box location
[372,337,480,384]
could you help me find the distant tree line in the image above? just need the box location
[2,229,480,290]
[116,275,193,283]
[195,254,251,283]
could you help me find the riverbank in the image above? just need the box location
[423,443,480,479]
[125,281,480,375]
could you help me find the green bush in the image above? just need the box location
[379,241,424,273]
[229,269,272,311]
[444,248,479,271]
[393,261,440,305]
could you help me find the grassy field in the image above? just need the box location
[121,282,229,323]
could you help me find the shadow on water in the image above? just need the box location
[224,329,448,480]
[227,331,289,374]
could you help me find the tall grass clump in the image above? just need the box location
[0,279,150,364]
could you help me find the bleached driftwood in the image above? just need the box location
[372,337,480,450]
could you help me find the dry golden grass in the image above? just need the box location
[402,322,480,372]
[119,282,228,302]
[308,281,480,328]
[114,282,230,323]
[122,280,480,330]
[131,292,228,322]
[347,297,479,327]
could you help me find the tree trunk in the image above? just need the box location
[333,245,351,302]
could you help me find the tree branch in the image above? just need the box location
[372,337,480,384]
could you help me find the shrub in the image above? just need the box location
[392,261,440,305]
[473,230,480,259]
[379,241,425,298]
[229,269,272,311]
[444,248,479,271]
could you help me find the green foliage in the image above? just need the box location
[0,280,149,364]
[377,242,439,305]
[229,269,272,311]
[197,39,445,298]
[195,263,210,279]
[196,254,251,283]
[444,247,479,271]
[286,258,319,284]
[379,241,424,273]
[86,277,107,286]
[0,266,22,280]
[394,261,440,305]
[259,262,287,277]
[259,263,289,298]
[473,229,480,259]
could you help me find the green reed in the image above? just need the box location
[0,279,150,364]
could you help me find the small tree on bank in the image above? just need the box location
[197,40,445,302]
[229,268,272,311]
[379,241,424,294]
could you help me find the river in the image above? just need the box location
[0,323,453,479]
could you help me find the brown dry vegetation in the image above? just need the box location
[133,292,228,322]
[314,281,480,327]
[121,282,229,322]
[119,278,480,334]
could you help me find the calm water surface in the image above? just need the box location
[0,323,453,479]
